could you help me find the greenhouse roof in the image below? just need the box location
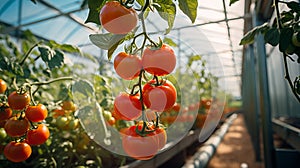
[0,0,245,97]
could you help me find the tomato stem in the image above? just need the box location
[19,41,42,66]
[30,76,73,86]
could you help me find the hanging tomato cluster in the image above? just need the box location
[99,1,178,160]
[0,82,50,163]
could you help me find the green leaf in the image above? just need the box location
[178,0,198,23]
[38,46,64,70]
[48,40,80,53]
[72,79,95,98]
[163,37,177,47]
[85,0,106,24]
[281,11,294,24]
[153,0,176,34]
[107,41,120,60]
[188,55,202,67]
[48,50,64,70]
[239,23,269,45]
[89,33,125,50]
[229,0,239,6]
[264,28,280,46]
[287,1,300,12]
[279,27,293,52]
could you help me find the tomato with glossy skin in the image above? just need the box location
[25,104,48,122]
[27,124,50,146]
[172,103,181,112]
[4,141,32,162]
[0,106,12,121]
[0,79,7,94]
[68,118,80,130]
[100,1,138,34]
[142,44,176,76]
[114,93,142,120]
[143,80,177,111]
[149,126,167,150]
[8,91,30,110]
[56,116,69,129]
[107,117,116,126]
[114,52,142,80]
[122,125,159,160]
[4,117,29,137]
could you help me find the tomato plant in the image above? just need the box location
[4,117,29,137]
[4,141,32,163]
[0,79,7,94]
[114,52,142,80]
[143,80,177,111]
[142,44,176,76]
[113,93,142,120]
[99,1,138,34]
[8,91,31,110]
[25,104,48,122]
[27,124,50,146]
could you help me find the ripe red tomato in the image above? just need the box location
[100,1,138,34]
[149,126,167,150]
[172,103,181,112]
[27,124,50,146]
[143,80,177,111]
[107,117,116,126]
[4,141,32,162]
[114,52,142,80]
[8,91,30,110]
[0,79,7,94]
[0,106,12,121]
[114,93,142,120]
[142,44,176,76]
[122,125,159,160]
[4,117,29,137]
[25,104,48,122]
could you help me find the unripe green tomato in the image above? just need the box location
[56,116,69,129]
[0,128,7,140]
[103,110,112,120]
[68,118,80,130]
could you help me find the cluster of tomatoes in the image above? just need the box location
[112,43,176,159]
[51,100,79,130]
[99,1,178,160]
[0,79,50,162]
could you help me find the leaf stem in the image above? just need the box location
[20,41,42,66]
[30,76,74,86]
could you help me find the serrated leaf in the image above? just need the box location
[72,79,95,98]
[163,37,177,47]
[279,27,293,52]
[264,28,280,46]
[38,46,64,70]
[85,0,106,24]
[39,46,55,62]
[153,0,176,34]
[48,50,64,70]
[229,0,239,6]
[178,0,198,23]
[287,1,300,12]
[89,33,125,50]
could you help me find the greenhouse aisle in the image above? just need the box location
[207,114,264,168]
